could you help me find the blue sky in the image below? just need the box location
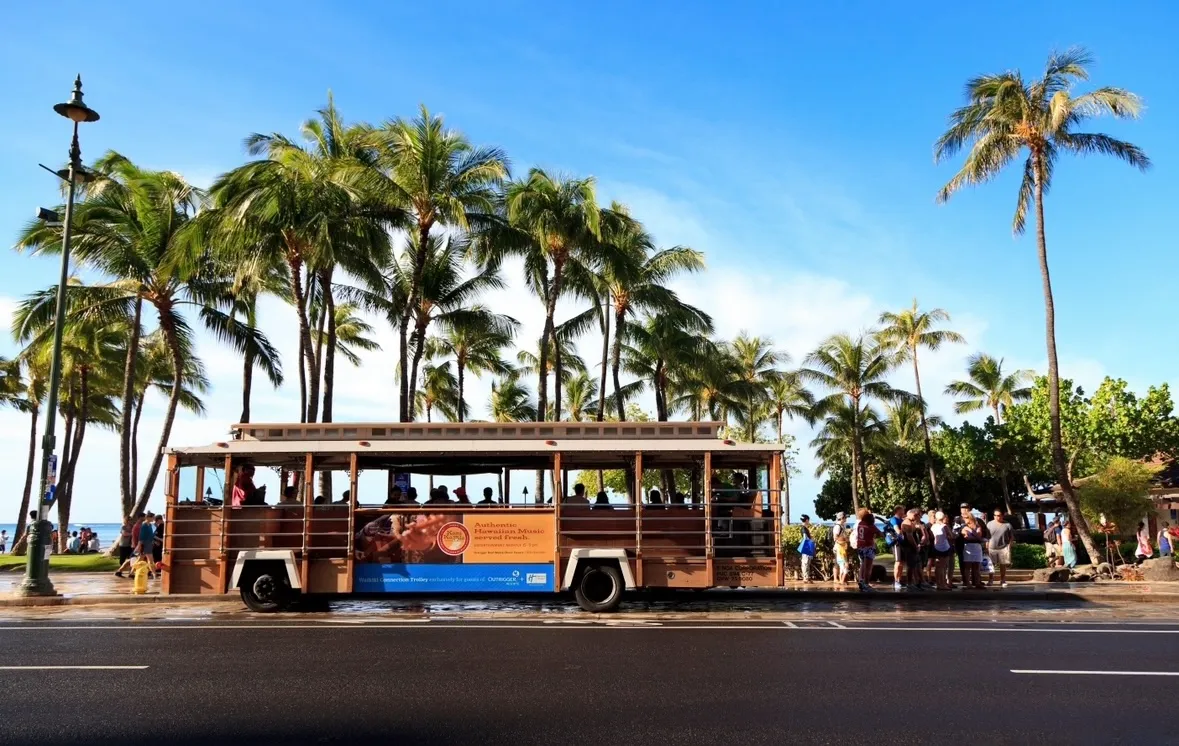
[1,1,1176,522]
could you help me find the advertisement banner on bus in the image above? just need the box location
[352,510,553,593]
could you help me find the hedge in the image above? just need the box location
[1010,543,1046,569]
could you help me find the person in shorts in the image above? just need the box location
[986,509,1014,587]
[887,505,906,590]
[114,518,134,578]
[832,512,850,584]
[854,508,883,592]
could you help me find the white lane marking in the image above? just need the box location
[0,665,148,670]
[2,623,1179,633]
[828,621,846,629]
[1012,669,1179,677]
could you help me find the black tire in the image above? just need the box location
[240,568,293,613]
[574,563,624,613]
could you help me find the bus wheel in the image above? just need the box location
[241,569,292,613]
[574,563,624,613]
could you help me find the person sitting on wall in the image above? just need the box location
[476,487,496,506]
[592,491,614,510]
[384,486,404,506]
[564,483,590,505]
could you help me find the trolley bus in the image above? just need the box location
[161,421,785,612]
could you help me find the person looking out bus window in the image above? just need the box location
[334,490,352,505]
[454,487,471,505]
[280,486,300,505]
[477,487,496,506]
[565,484,589,505]
[646,488,664,509]
[231,465,257,507]
[426,487,450,505]
[592,491,613,510]
[384,486,403,506]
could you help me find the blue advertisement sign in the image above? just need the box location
[354,563,554,593]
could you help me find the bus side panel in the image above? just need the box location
[166,506,223,595]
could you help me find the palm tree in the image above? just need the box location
[489,370,538,423]
[877,301,964,505]
[765,371,814,521]
[882,399,944,450]
[426,311,516,422]
[209,95,394,426]
[935,47,1149,559]
[624,309,713,423]
[503,169,602,423]
[371,105,507,422]
[1,356,45,548]
[226,255,286,423]
[562,371,598,422]
[402,234,507,418]
[15,154,267,518]
[729,333,785,441]
[945,353,1034,424]
[811,399,885,492]
[802,333,903,512]
[416,362,459,423]
[312,303,380,367]
[596,207,708,419]
[516,312,593,421]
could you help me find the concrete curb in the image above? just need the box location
[2,587,1176,608]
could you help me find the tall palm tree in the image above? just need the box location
[802,333,902,512]
[729,333,785,441]
[209,95,394,426]
[765,371,814,521]
[15,154,266,518]
[426,311,516,422]
[669,344,741,423]
[416,362,459,423]
[503,169,602,423]
[225,255,286,423]
[1,356,45,547]
[371,105,507,422]
[596,206,708,419]
[516,311,594,422]
[877,301,964,505]
[489,370,538,423]
[945,353,1034,424]
[625,309,714,424]
[811,399,886,496]
[935,47,1149,558]
[882,399,944,450]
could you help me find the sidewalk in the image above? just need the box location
[3,572,1179,608]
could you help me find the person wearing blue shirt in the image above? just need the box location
[887,506,905,590]
[138,513,157,578]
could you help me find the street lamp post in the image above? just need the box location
[17,76,99,597]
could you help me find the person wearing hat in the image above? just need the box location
[832,512,850,584]
[453,486,471,505]
[798,515,815,583]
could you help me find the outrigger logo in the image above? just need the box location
[436,522,471,556]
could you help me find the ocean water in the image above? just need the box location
[0,523,124,551]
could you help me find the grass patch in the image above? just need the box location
[0,553,118,572]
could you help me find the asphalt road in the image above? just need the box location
[1,618,1176,746]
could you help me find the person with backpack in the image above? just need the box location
[900,509,928,590]
[854,508,883,592]
[832,512,850,584]
[798,515,815,583]
[887,505,905,591]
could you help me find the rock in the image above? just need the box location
[1070,572,1093,582]
[1094,562,1114,578]
[1033,567,1072,583]
[1140,558,1179,583]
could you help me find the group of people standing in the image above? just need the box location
[113,513,163,580]
[804,503,1015,593]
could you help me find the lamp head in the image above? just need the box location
[37,207,61,223]
[53,75,100,124]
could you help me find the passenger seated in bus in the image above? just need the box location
[333,490,351,505]
[313,494,328,505]
[476,487,496,506]
[592,491,613,510]
[384,486,404,505]
[564,483,590,505]
[646,488,665,508]
[426,487,451,505]
[454,487,471,505]
[407,487,420,504]
[231,465,257,506]
[670,491,686,506]
[279,486,300,505]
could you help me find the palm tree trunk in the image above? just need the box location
[57,372,89,551]
[849,395,861,512]
[240,346,254,424]
[912,350,941,506]
[457,359,466,423]
[15,404,38,545]
[119,296,143,512]
[400,220,433,423]
[398,314,410,422]
[1032,159,1097,562]
[131,390,144,503]
[535,286,557,504]
[597,298,610,423]
[407,316,428,420]
[320,270,338,501]
[287,255,313,424]
[132,308,185,517]
[307,269,324,423]
[612,308,626,420]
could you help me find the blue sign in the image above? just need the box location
[354,563,554,593]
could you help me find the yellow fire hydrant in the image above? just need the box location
[131,556,151,595]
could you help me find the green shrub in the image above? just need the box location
[1011,543,1046,569]
[782,524,855,580]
